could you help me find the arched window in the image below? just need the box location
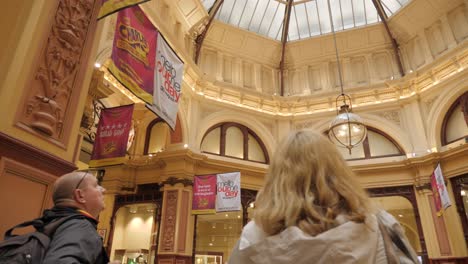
[441,92,468,145]
[200,123,269,164]
[334,127,405,160]
[144,119,169,154]
[144,117,183,155]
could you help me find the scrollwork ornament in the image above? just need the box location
[23,0,95,137]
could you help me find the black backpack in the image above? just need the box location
[0,214,82,264]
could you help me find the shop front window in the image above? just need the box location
[110,203,158,264]
[195,211,243,263]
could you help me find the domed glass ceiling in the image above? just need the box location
[201,0,410,41]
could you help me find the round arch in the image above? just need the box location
[426,79,468,148]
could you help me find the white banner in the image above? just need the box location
[149,34,184,130]
[216,172,241,212]
[434,163,451,210]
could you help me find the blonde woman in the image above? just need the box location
[228,130,419,264]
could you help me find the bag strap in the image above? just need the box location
[4,214,85,239]
[377,216,419,263]
[377,219,399,264]
[4,219,45,238]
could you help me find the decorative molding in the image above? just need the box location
[162,177,193,187]
[18,0,99,141]
[160,190,178,252]
[0,132,76,175]
[424,95,438,112]
[379,111,401,126]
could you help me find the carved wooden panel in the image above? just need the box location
[160,190,178,252]
[17,0,99,143]
[177,190,189,253]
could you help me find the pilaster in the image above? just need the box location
[439,15,457,49]
[157,181,194,264]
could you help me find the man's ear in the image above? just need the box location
[73,189,86,204]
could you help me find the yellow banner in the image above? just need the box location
[98,0,150,20]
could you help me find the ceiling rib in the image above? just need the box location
[195,0,225,64]
[280,0,293,96]
[371,0,405,77]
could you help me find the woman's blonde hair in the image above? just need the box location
[254,130,372,236]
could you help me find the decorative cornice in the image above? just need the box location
[161,177,193,187]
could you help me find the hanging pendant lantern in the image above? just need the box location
[328,94,367,154]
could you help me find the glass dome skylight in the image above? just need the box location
[201,0,410,41]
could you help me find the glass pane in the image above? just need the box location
[368,130,401,157]
[341,0,355,29]
[225,126,244,159]
[247,134,266,162]
[305,1,321,36]
[148,122,168,153]
[352,0,366,27]
[201,127,221,154]
[110,204,157,263]
[461,185,468,223]
[195,212,243,264]
[364,0,379,24]
[337,141,365,159]
[445,104,468,143]
[371,196,422,254]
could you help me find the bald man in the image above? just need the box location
[41,171,112,264]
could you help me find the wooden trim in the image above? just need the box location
[0,132,76,175]
[429,256,468,264]
[450,174,468,246]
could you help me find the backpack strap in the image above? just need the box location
[4,219,45,238]
[4,214,85,239]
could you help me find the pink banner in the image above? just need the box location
[192,175,217,215]
[90,104,134,167]
[431,163,451,216]
[98,0,150,20]
[108,6,157,104]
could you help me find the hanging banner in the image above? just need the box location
[98,0,150,20]
[108,6,157,104]
[147,34,184,130]
[192,175,217,215]
[431,163,452,216]
[216,172,241,212]
[89,104,135,167]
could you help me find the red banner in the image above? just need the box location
[108,6,157,104]
[192,175,217,215]
[90,104,134,167]
[98,0,150,20]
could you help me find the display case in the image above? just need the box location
[195,253,223,264]
[114,249,149,264]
